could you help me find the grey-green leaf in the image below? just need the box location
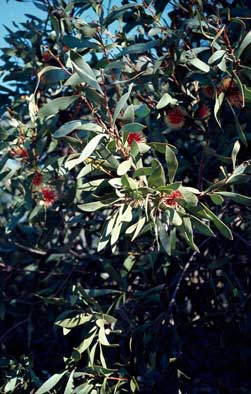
[79,134,106,162]
[200,203,233,240]
[113,84,133,125]
[165,145,178,183]
[39,95,79,119]
[35,372,67,394]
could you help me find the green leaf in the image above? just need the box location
[64,370,75,394]
[63,35,99,49]
[156,93,178,109]
[215,192,251,206]
[98,325,111,347]
[168,208,182,226]
[179,187,198,207]
[120,123,145,133]
[133,167,152,177]
[188,57,210,73]
[79,134,106,162]
[157,219,169,254]
[131,217,146,241]
[148,159,166,188]
[227,101,247,146]
[182,217,200,252]
[70,51,103,94]
[209,194,224,205]
[165,145,178,183]
[77,329,97,354]
[103,4,140,27]
[208,50,226,65]
[191,216,216,237]
[117,159,132,176]
[55,314,92,328]
[200,203,233,240]
[39,95,79,119]
[231,140,240,169]
[214,91,224,127]
[123,40,161,55]
[35,372,66,394]
[113,84,133,125]
[38,66,69,84]
[236,30,251,58]
[4,378,17,393]
[54,121,103,138]
[78,201,108,212]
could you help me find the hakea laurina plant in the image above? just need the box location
[1,0,251,393]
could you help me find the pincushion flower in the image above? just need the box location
[127,132,146,146]
[201,85,221,99]
[227,88,243,108]
[221,77,235,91]
[9,146,29,160]
[165,107,186,129]
[41,187,57,207]
[222,77,243,108]
[197,104,211,120]
[161,190,183,208]
[32,173,43,186]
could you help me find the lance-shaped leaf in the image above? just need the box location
[70,51,103,94]
[35,372,67,394]
[113,84,133,125]
[214,191,251,206]
[182,216,200,252]
[148,159,166,188]
[78,201,108,212]
[236,30,251,58]
[79,134,106,162]
[54,120,103,138]
[39,95,79,119]
[156,93,178,109]
[38,66,69,84]
[165,145,178,183]
[200,203,233,240]
[231,140,240,169]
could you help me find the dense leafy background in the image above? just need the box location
[1,0,251,393]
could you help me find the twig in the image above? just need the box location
[0,318,29,342]
[168,238,210,316]
[13,241,47,255]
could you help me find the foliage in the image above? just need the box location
[1,0,251,393]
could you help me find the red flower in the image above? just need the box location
[202,85,222,99]
[42,51,52,63]
[202,85,214,98]
[9,146,29,160]
[197,104,211,119]
[227,88,243,108]
[165,107,186,129]
[221,78,243,108]
[41,187,57,207]
[32,173,43,186]
[162,190,183,208]
[127,132,146,146]
[221,77,235,91]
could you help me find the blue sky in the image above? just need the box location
[0,1,45,47]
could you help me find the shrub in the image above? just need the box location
[1,0,251,393]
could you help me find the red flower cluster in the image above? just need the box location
[197,104,211,119]
[41,187,57,207]
[9,146,29,160]
[32,173,43,186]
[162,190,183,208]
[221,78,243,108]
[202,78,243,108]
[127,132,146,146]
[165,107,186,129]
